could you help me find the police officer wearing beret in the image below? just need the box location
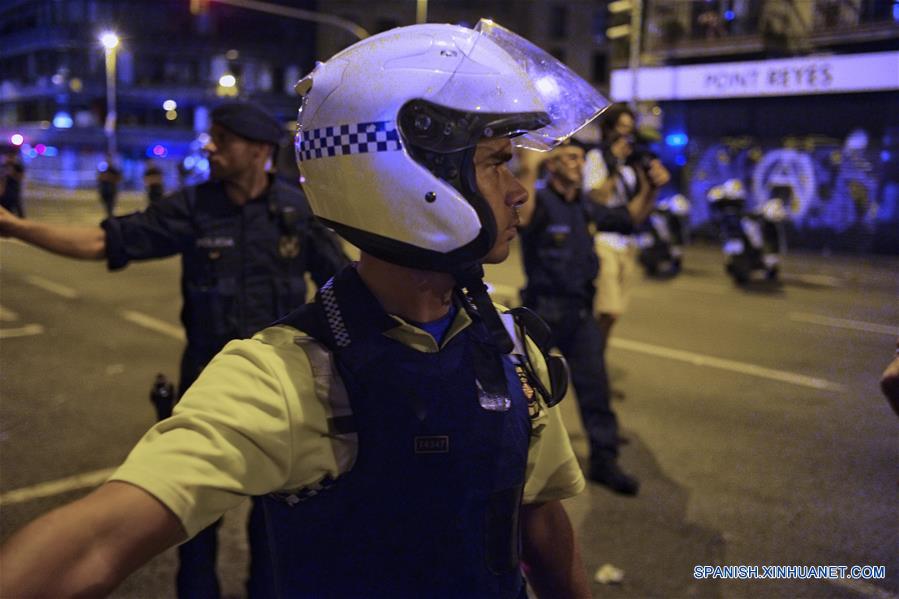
[518,138,640,496]
[0,101,349,597]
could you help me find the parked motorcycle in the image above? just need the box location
[637,193,691,277]
[708,179,788,285]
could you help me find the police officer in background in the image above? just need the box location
[0,101,348,598]
[142,159,164,204]
[97,154,123,217]
[519,138,641,495]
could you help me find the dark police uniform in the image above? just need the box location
[520,184,632,469]
[101,175,347,598]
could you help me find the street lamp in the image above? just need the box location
[99,31,119,157]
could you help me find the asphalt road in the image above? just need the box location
[1,188,897,598]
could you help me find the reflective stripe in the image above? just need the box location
[293,336,358,476]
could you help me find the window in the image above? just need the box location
[550,4,568,39]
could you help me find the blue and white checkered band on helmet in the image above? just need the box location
[297,121,403,162]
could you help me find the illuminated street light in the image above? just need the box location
[163,99,177,111]
[99,31,120,156]
[100,31,119,49]
[217,73,238,97]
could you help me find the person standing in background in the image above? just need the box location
[585,104,669,393]
[97,154,123,217]
[143,160,164,204]
[0,146,26,217]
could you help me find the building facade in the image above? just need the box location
[0,0,315,189]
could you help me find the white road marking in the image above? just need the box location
[0,304,19,321]
[785,273,843,287]
[0,467,116,505]
[23,275,79,299]
[0,324,44,339]
[609,338,846,392]
[828,578,899,599]
[119,309,185,341]
[790,312,899,336]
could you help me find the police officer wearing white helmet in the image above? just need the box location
[0,20,602,598]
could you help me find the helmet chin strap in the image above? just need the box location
[453,263,514,355]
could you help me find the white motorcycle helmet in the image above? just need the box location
[294,19,608,273]
[659,193,691,216]
[722,178,747,201]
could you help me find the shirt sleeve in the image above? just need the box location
[108,326,335,538]
[521,335,586,504]
[101,189,194,270]
[582,148,609,192]
[589,202,634,234]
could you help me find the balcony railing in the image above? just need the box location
[643,0,899,60]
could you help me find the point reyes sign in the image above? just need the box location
[611,51,899,101]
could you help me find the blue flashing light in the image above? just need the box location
[52,111,73,129]
[882,150,892,162]
[893,2,899,21]
[184,155,197,168]
[724,10,735,21]
[675,154,688,166]
[665,133,689,147]
[43,146,58,157]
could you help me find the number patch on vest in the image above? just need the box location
[414,435,449,454]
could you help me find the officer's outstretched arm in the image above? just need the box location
[0,481,186,597]
[0,205,106,259]
[520,499,591,599]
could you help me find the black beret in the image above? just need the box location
[211,102,283,145]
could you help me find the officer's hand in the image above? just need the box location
[0,205,20,237]
[647,159,670,188]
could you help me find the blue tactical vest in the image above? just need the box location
[261,266,532,599]
[520,185,599,306]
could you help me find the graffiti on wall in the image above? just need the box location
[687,128,898,248]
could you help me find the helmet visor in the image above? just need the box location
[473,19,610,151]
